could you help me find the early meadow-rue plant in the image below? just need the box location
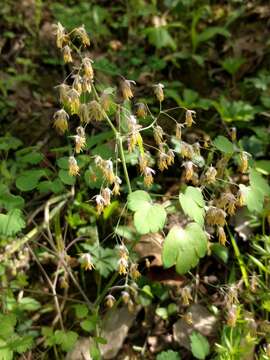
[50,23,268,336]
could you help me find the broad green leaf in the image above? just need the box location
[134,203,167,234]
[80,318,95,332]
[18,151,44,164]
[145,26,176,50]
[18,297,41,311]
[127,190,151,212]
[16,170,46,191]
[211,243,229,263]
[56,156,69,169]
[179,186,205,226]
[156,350,181,360]
[0,314,16,339]
[54,330,78,352]
[37,179,65,194]
[74,304,89,319]
[249,168,270,196]
[84,165,103,189]
[0,339,13,360]
[190,332,210,359]
[58,169,76,185]
[213,136,234,154]
[0,185,24,210]
[0,209,26,236]
[0,136,22,151]
[156,307,168,320]
[239,184,264,213]
[162,223,208,274]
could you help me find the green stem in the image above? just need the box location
[227,226,249,288]
[117,134,132,194]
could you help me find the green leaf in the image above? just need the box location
[58,169,76,185]
[127,190,152,211]
[134,203,167,234]
[211,243,229,263]
[80,319,94,332]
[179,186,205,226]
[249,168,270,197]
[145,26,176,50]
[221,57,245,76]
[18,151,44,164]
[239,184,264,213]
[54,330,78,352]
[16,170,46,191]
[84,165,103,189]
[82,244,118,277]
[74,304,89,319]
[0,209,25,236]
[37,179,65,194]
[8,335,33,353]
[195,26,230,48]
[213,136,234,154]
[162,223,208,274]
[0,185,24,211]
[0,314,16,339]
[0,339,13,360]
[190,331,210,359]
[156,307,168,320]
[18,297,41,311]
[156,350,181,360]
[0,136,22,151]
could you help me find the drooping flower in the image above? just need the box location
[82,57,94,80]
[105,294,115,308]
[53,109,69,134]
[136,102,147,118]
[121,79,135,101]
[62,45,72,63]
[74,126,86,153]
[79,253,94,271]
[185,109,196,127]
[153,83,164,102]
[205,165,217,184]
[68,156,79,176]
[88,100,105,121]
[143,167,155,187]
[75,25,90,47]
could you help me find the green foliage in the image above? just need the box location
[190,332,210,359]
[239,169,270,213]
[156,350,181,360]
[162,223,208,274]
[82,244,118,277]
[179,186,205,226]
[0,209,25,236]
[213,136,234,154]
[128,191,167,234]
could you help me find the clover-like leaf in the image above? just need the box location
[213,135,234,154]
[190,332,210,359]
[162,223,208,274]
[179,186,205,226]
[0,209,26,236]
[134,203,167,234]
[127,190,152,212]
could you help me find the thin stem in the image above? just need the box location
[227,226,249,288]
